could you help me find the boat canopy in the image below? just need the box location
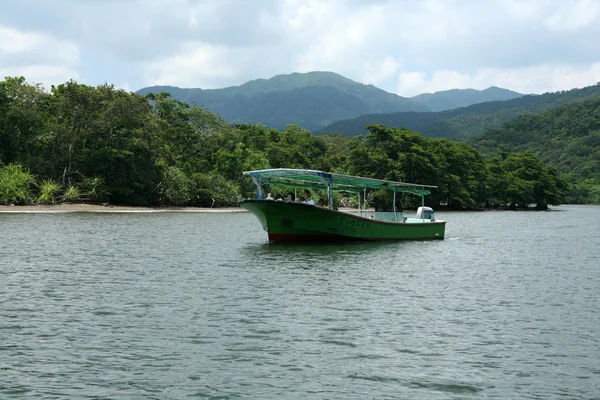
[244,168,435,196]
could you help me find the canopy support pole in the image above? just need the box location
[393,191,397,222]
[358,192,361,216]
[251,175,263,199]
[363,188,367,217]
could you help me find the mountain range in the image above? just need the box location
[319,83,600,138]
[136,71,522,131]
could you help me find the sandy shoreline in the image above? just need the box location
[0,203,249,213]
[0,203,370,214]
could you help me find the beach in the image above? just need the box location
[0,203,248,213]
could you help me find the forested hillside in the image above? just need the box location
[137,72,425,131]
[468,98,600,203]
[319,83,600,139]
[137,71,523,131]
[1,77,572,209]
[411,86,522,112]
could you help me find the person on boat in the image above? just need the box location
[286,192,295,202]
[266,193,274,200]
[302,189,316,205]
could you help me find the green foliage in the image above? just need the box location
[348,125,438,208]
[469,97,600,204]
[84,176,109,202]
[137,72,427,131]
[37,179,61,204]
[189,173,241,207]
[157,165,191,206]
[0,163,35,204]
[62,186,81,202]
[0,76,591,208]
[320,83,600,139]
[426,139,487,208]
[137,73,527,132]
[483,152,568,209]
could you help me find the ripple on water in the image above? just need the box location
[1,207,599,399]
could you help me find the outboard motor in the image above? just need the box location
[416,206,435,220]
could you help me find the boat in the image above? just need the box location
[240,169,446,242]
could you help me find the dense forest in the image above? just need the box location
[319,83,600,139]
[468,98,600,204]
[0,77,582,209]
[137,71,521,131]
[136,72,425,131]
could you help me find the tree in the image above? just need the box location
[487,151,568,209]
[427,139,487,208]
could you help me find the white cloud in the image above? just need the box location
[362,57,401,87]
[117,82,132,92]
[0,26,79,66]
[2,0,600,95]
[397,64,600,96]
[0,65,79,88]
[144,43,238,88]
[505,0,546,19]
[0,26,80,86]
[545,0,600,32]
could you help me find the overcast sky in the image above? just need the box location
[1,0,600,97]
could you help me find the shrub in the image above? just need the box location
[189,173,241,207]
[37,179,61,204]
[157,166,191,206]
[0,164,36,205]
[84,176,109,202]
[62,186,81,202]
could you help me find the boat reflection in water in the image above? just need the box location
[241,169,446,243]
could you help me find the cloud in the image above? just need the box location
[545,0,600,32]
[362,57,401,86]
[397,63,600,96]
[1,0,600,96]
[0,26,80,86]
[144,43,238,88]
[0,65,79,88]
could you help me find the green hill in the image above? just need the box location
[137,71,425,131]
[411,86,522,111]
[136,72,523,131]
[319,84,600,139]
[467,97,600,203]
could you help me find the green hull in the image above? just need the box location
[241,200,445,242]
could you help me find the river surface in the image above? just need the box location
[1,205,599,399]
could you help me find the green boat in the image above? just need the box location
[241,169,446,243]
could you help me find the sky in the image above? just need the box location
[1,0,600,97]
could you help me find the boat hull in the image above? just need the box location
[241,200,445,242]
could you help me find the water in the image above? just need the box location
[1,205,599,399]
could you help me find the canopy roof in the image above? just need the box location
[244,168,435,196]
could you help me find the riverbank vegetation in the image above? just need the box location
[0,77,587,209]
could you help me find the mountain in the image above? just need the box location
[318,84,600,139]
[136,72,522,131]
[137,72,425,131]
[467,97,600,203]
[411,86,522,111]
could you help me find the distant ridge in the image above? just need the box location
[137,72,423,131]
[136,71,523,131]
[318,84,600,139]
[411,86,522,112]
